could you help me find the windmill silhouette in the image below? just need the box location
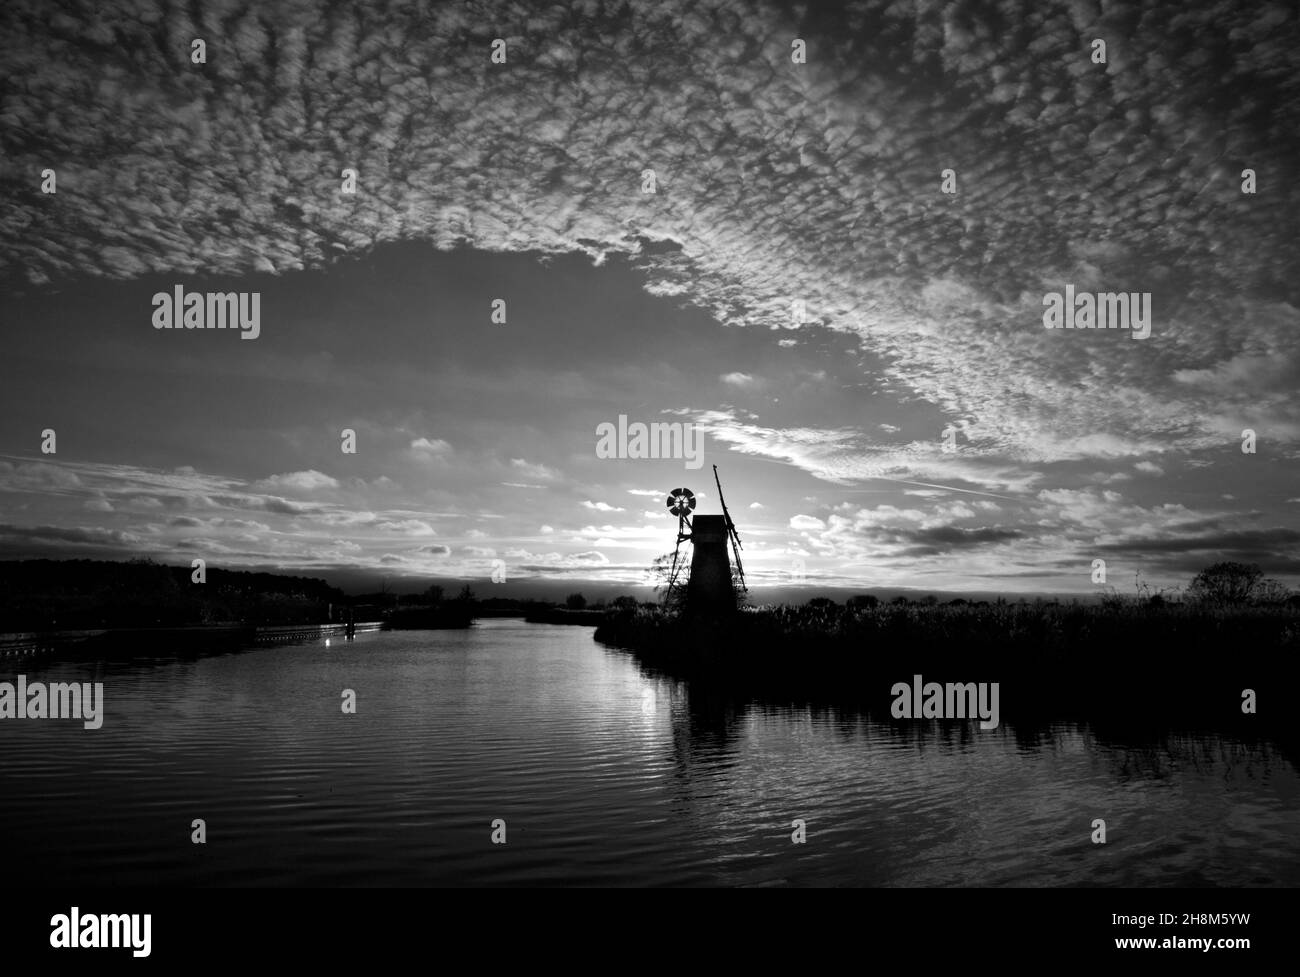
[663,466,746,616]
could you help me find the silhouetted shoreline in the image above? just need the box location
[595,600,1300,741]
[0,559,484,634]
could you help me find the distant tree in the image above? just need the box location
[456,584,476,603]
[1187,562,1263,606]
[611,595,639,612]
[805,597,836,610]
[1251,578,1293,606]
[565,592,587,610]
[424,584,444,605]
[847,594,879,610]
[919,594,938,606]
[890,595,909,606]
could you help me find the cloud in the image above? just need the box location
[257,470,340,493]
[1090,471,1132,485]
[582,500,624,512]
[373,519,437,536]
[510,458,558,481]
[691,409,1040,495]
[721,372,757,387]
[0,461,83,492]
[575,522,660,542]
[495,548,613,572]
[888,526,1024,556]
[0,457,482,571]
[0,523,143,556]
[790,514,826,531]
[409,438,452,455]
[259,496,324,515]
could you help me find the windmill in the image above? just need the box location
[661,467,746,616]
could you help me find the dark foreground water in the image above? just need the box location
[2,619,1297,886]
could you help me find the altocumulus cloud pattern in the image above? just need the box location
[1,0,1297,480]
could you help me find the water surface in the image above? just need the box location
[2,619,1296,886]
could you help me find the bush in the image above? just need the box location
[1187,562,1263,605]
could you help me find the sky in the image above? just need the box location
[1,0,1298,597]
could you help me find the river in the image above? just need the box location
[2,619,1297,886]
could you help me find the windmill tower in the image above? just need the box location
[664,466,746,617]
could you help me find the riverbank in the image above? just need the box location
[594,601,1300,733]
[0,621,387,659]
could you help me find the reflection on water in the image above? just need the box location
[1,619,1296,886]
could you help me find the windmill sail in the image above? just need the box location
[664,488,696,597]
[713,465,746,590]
